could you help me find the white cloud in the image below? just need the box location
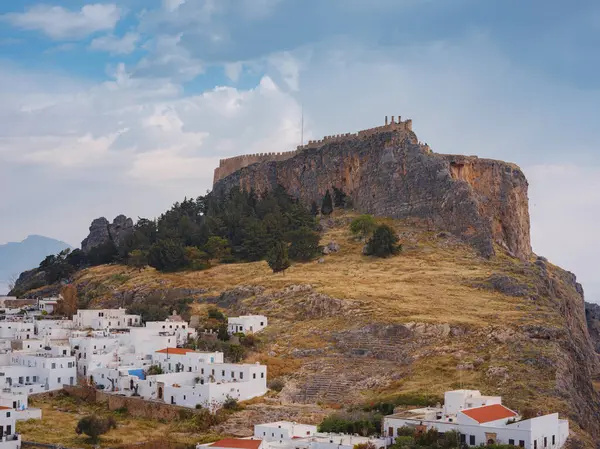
[163,0,187,12]
[2,4,122,40]
[225,62,243,82]
[134,34,203,82]
[89,32,140,55]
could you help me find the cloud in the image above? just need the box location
[2,4,122,40]
[225,62,243,82]
[134,34,203,82]
[89,32,140,55]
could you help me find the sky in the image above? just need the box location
[0,0,598,302]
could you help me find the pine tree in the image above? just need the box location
[321,190,333,215]
[365,224,402,257]
[267,241,291,274]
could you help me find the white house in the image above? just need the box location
[37,298,59,315]
[73,309,141,330]
[117,348,267,411]
[0,321,35,340]
[0,347,76,392]
[35,319,75,340]
[0,389,42,421]
[228,316,267,335]
[254,422,318,441]
[383,390,569,449]
[0,406,21,448]
[199,423,385,449]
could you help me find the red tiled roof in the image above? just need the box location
[0,406,11,410]
[461,404,517,423]
[155,347,195,355]
[210,439,262,449]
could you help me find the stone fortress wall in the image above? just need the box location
[213,116,415,184]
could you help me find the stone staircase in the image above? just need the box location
[298,364,354,404]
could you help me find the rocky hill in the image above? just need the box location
[15,214,599,446]
[213,119,530,260]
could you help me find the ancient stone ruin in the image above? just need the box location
[212,116,531,260]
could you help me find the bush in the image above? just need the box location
[146,365,164,375]
[350,215,377,241]
[75,415,116,443]
[268,378,285,392]
[208,308,226,322]
[318,412,380,436]
[365,224,401,257]
[223,396,240,410]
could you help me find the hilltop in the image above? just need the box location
[17,212,600,446]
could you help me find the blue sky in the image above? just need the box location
[0,0,599,301]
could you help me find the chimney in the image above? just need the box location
[385,116,388,126]
[391,116,395,124]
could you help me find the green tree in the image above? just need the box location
[226,344,246,363]
[184,246,210,270]
[208,308,227,322]
[267,241,291,274]
[286,227,321,261]
[75,415,116,443]
[148,239,187,271]
[127,249,148,271]
[332,186,347,208]
[146,365,164,375]
[204,236,231,261]
[350,215,377,241]
[87,240,118,266]
[321,190,333,215]
[365,224,401,257]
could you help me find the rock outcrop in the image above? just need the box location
[213,123,531,259]
[81,215,134,253]
[585,302,600,353]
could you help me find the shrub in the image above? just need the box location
[75,415,116,443]
[146,365,164,376]
[148,239,187,271]
[223,396,240,410]
[208,308,226,322]
[127,249,148,271]
[267,378,285,392]
[365,224,401,257]
[350,215,377,241]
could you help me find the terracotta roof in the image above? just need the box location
[210,439,262,449]
[155,347,195,355]
[0,406,11,410]
[461,404,517,423]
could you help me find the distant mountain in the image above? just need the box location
[0,235,72,291]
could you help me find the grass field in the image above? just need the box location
[20,393,224,448]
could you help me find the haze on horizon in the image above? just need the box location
[0,0,598,302]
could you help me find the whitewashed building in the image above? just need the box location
[0,321,35,340]
[74,309,141,330]
[383,390,569,449]
[228,315,267,335]
[254,422,318,441]
[0,406,20,448]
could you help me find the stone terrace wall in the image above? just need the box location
[212,116,414,184]
[63,385,200,421]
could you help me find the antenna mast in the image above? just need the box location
[301,103,304,146]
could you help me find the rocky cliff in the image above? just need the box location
[81,215,134,253]
[213,127,531,260]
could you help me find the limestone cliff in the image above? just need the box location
[213,124,531,259]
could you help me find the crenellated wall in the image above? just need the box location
[213,116,414,184]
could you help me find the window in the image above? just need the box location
[7,412,10,417]
[460,434,466,444]
[201,368,204,375]
[534,441,537,449]
[253,373,256,379]
[222,370,225,376]
[544,437,547,448]
[231,372,235,378]
[509,440,515,446]
[552,436,556,445]
[240,372,243,379]
[261,373,264,378]
[58,377,61,383]
[52,363,56,369]
[469,435,475,445]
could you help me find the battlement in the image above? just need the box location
[213,116,414,184]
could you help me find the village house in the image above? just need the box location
[383,390,569,449]
[198,422,385,449]
[0,320,34,340]
[0,405,20,448]
[73,308,141,330]
[227,315,268,335]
